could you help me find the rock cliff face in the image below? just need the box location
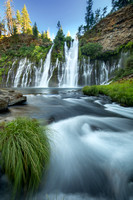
[82,4,133,51]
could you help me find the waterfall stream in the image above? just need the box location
[4,43,129,88]
[39,45,53,87]
[60,40,79,87]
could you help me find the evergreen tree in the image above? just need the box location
[0,22,4,36]
[57,20,61,30]
[77,25,84,37]
[16,10,22,33]
[94,9,101,24]
[21,4,32,34]
[5,0,13,35]
[12,18,17,35]
[32,22,38,38]
[102,6,107,18]
[41,31,45,39]
[54,22,65,51]
[112,0,133,10]
[85,0,94,29]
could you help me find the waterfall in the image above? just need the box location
[14,58,27,87]
[4,42,130,88]
[100,62,109,84]
[60,39,79,87]
[39,45,53,87]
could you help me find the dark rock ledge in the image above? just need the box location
[0,89,27,111]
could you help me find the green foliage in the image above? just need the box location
[125,55,133,70]
[79,41,133,61]
[65,36,72,49]
[0,44,52,66]
[57,21,61,30]
[85,0,94,29]
[112,55,133,80]
[125,41,133,50]
[80,42,103,59]
[51,24,65,63]
[82,79,133,106]
[112,0,133,11]
[83,85,99,96]
[32,22,38,38]
[0,117,50,197]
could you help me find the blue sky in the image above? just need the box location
[0,0,112,38]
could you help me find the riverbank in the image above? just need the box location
[82,78,133,106]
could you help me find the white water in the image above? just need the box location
[5,42,129,88]
[39,45,53,87]
[60,40,79,87]
[35,114,133,200]
[1,89,133,200]
[14,58,27,87]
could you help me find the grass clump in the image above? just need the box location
[0,117,50,198]
[83,85,99,96]
[82,79,133,106]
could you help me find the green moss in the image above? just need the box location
[82,79,133,106]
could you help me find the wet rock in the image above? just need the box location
[0,97,8,111]
[8,92,26,106]
[0,89,27,112]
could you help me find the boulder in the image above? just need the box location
[0,89,27,112]
[0,97,9,111]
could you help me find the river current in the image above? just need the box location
[0,88,133,200]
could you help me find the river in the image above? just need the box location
[0,88,133,200]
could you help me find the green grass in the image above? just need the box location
[0,117,50,198]
[82,79,133,106]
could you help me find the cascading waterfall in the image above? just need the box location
[4,42,130,88]
[14,58,27,87]
[13,58,42,87]
[60,39,79,87]
[39,45,53,87]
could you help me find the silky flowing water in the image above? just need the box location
[0,88,133,200]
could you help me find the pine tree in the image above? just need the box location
[5,0,13,36]
[16,10,22,33]
[21,4,32,34]
[85,0,94,29]
[112,0,132,10]
[32,22,38,38]
[94,9,101,24]
[54,21,65,50]
[0,22,4,36]
[57,21,61,30]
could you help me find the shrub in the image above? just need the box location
[0,117,50,198]
[80,42,103,59]
[125,55,133,70]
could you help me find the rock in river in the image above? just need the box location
[0,89,26,111]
